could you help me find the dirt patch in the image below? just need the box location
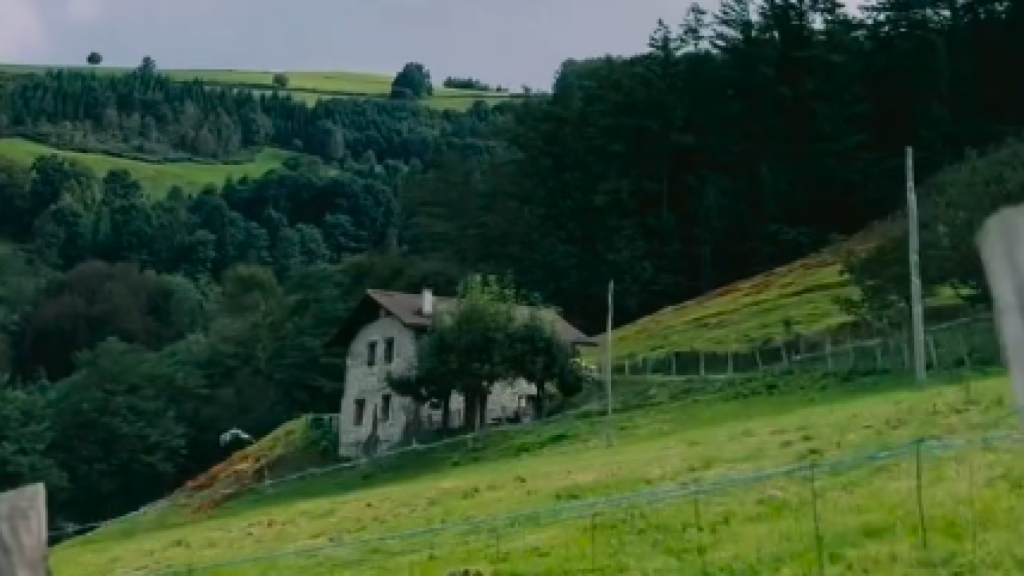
[175,418,332,515]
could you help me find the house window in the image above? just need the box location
[366,340,378,367]
[383,337,395,364]
[381,394,392,422]
[354,399,366,426]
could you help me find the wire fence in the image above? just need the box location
[47,362,907,541]
[50,315,1004,543]
[47,392,621,540]
[120,429,1024,575]
[50,314,1011,573]
[614,315,1000,380]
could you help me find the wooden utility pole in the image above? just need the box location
[0,483,49,576]
[906,146,927,383]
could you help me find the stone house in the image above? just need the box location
[327,288,594,459]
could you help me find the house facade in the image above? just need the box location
[329,288,593,459]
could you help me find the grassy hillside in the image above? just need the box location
[612,250,856,358]
[175,418,336,515]
[0,138,295,196]
[605,221,971,359]
[0,65,507,111]
[53,371,1018,575]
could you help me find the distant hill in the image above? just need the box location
[0,138,300,197]
[0,64,509,111]
[602,221,967,359]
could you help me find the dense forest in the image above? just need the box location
[2,0,1024,533]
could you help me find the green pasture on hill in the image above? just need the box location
[609,256,856,358]
[603,231,972,360]
[0,138,295,196]
[53,370,1024,575]
[0,64,508,111]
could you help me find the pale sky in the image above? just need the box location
[0,0,700,90]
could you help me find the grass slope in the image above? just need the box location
[607,221,970,359]
[0,65,507,111]
[0,138,295,196]
[176,419,335,515]
[612,250,855,358]
[53,371,1018,575]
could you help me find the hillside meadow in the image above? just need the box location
[0,65,507,111]
[53,370,1021,575]
[0,138,295,196]
[603,221,977,361]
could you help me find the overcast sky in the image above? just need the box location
[0,0,699,90]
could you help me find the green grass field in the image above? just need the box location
[0,65,508,111]
[0,138,295,196]
[611,254,856,358]
[604,234,870,359]
[52,370,1022,575]
[604,221,974,361]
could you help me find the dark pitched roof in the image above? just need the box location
[328,289,596,349]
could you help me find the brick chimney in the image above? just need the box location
[421,287,433,316]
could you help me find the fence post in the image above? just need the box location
[693,492,707,575]
[926,336,939,369]
[699,351,706,377]
[754,348,763,371]
[492,526,502,563]
[781,342,790,369]
[727,352,734,375]
[825,337,833,372]
[590,512,598,571]
[0,483,48,576]
[670,352,677,376]
[808,463,825,576]
[957,331,971,370]
[966,450,978,570]
[914,439,928,550]
[874,341,883,372]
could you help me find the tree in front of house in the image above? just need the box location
[389,62,433,100]
[389,274,584,441]
[506,311,585,418]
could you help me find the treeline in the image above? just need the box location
[841,139,1024,331]
[442,77,507,92]
[0,65,506,162]
[0,254,458,530]
[0,154,470,527]
[401,0,1024,334]
[0,61,503,528]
